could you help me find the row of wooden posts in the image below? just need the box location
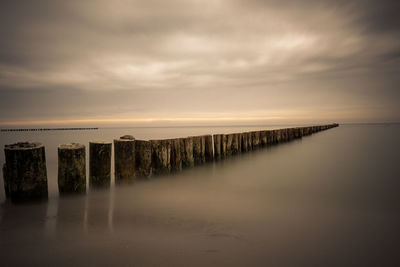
[0,127,98,132]
[2,124,338,202]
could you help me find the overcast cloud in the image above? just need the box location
[0,0,399,126]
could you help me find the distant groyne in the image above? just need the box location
[1,127,98,132]
[2,124,338,202]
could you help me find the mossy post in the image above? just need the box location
[114,135,135,184]
[180,137,194,168]
[151,139,171,176]
[58,143,86,194]
[135,140,152,178]
[170,139,182,172]
[3,142,48,202]
[89,141,111,188]
[204,135,214,162]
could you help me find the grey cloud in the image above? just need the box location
[0,0,399,124]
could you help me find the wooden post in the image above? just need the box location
[221,135,228,158]
[246,132,253,151]
[225,134,233,156]
[260,131,267,147]
[135,140,152,178]
[251,131,260,149]
[213,134,222,160]
[298,127,304,137]
[293,128,298,138]
[114,135,135,184]
[204,135,213,162]
[271,130,278,144]
[151,139,171,176]
[180,137,194,168]
[170,139,182,172]
[89,141,111,187]
[237,133,242,152]
[192,136,205,165]
[3,142,48,202]
[241,133,248,152]
[58,143,86,194]
[231,133,240,155]
[265,130,273,145]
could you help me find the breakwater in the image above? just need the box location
[1,127,98,132]
[2,124,338,202]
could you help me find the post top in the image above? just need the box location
[5,142,43,150]
[89,141,112,145]
[120,135,135,140]
[58,143,85,150]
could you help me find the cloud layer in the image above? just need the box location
[1,0,399,125]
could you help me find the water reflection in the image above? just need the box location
[0,124,400,266]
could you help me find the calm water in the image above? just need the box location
[0,124,399,266]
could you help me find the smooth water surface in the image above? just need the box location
[0,124,399,266]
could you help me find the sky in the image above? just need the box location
[0,0,399,126]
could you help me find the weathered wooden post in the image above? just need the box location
[114,135,135,184]
[260,131,267,147]
[264,131,270,146]
[231,133,240,155]
[298,127,305,137]
[285,128,291,141]
[3,142,48,202]
[221,135,228,158]
[236,133,242,152]
[271,130,278,144]
[192,136,205,165]
[286,128,292,141]
[89,141,111,187]
[251,131,260,149]
[58,143,86,194]
[225,134,233,157]
[151,139,171,176]
[213,134,222,160]
[204,135,214,162]
[180,137,194,168]
[241,133,248,152]
[299,127,303,137]
[135,140,152,178]
[170,139,182,172]
[291,128,296,139]
[282,129,287,141]
[246,132,253,150]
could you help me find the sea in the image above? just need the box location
[0,123,399,266]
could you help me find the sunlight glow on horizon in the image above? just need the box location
[0,116,287,127]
